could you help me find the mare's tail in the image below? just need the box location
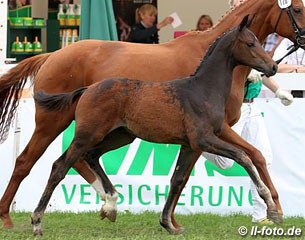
[0,53,51,143]
[34,87,87,112]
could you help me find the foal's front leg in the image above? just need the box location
[198,134,278,223]
[160,146,201,235]
[219,123,282,223]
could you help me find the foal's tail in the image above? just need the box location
[0,53,51,143]
[34,87,87,112]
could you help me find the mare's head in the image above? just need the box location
[270,0,305,48]
[229,15,277,77]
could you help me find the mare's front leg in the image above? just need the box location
[199,134,278,223]
[83,127,136,222]
[0,107,98,229]
[160,146,200,235]
[219,123,282,223]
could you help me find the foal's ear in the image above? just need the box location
[238,15,249,31]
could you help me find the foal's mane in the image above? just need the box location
[187,0,251,76]
[192,29,234,76]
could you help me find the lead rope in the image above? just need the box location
[260,44,299,77]
[275,43,299,64]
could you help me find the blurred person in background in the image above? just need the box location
[128,4,173,44]
[195,14,213,31]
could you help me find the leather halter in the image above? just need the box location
[274,6,305,47]
[273,5,305,63]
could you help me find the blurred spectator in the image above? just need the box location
[128,4,173,44]
[195,14,213,31]
[263,33,283,57]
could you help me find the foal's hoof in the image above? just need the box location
[33,228,43,236]
[100,206,117,222]
[276,212,283,224]
[267,210,282,224]
[31,215,43,236]
[159,219,185,235]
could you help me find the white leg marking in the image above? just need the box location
[103,192,118,213]
[91,178,106,201]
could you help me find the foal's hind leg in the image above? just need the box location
[84,157,118,222]
[31,126,111,236]
[0,109,97,228]
[32,150,81,236]
[198,135,277,222]
[160,146,201,235]
[83,128,136,222]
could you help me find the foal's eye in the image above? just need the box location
[293,8,301,14]
[247,42,254,47]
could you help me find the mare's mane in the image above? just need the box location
[209,0,247,32]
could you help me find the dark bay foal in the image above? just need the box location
[32,16,277,236]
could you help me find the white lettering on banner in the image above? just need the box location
[59,182,252,207]
[1,98,305,217]
[44,175,253,214]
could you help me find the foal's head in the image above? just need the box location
[229,15,278,77]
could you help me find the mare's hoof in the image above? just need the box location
[100,206,117,222]
[3,221,14,229]
[159,219,185,235]
[0,212,14,229]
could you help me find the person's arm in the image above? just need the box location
[277,63,305,73]
[262,76,293,106]
[157,16,174,29]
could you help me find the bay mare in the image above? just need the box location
[1,0,305,230]
[31,17,277,236]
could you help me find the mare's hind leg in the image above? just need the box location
[160,146,201,235]
[83,127,136,222]
[219,123,282,223]
[0,109,97,228]
[198,135,278,223]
